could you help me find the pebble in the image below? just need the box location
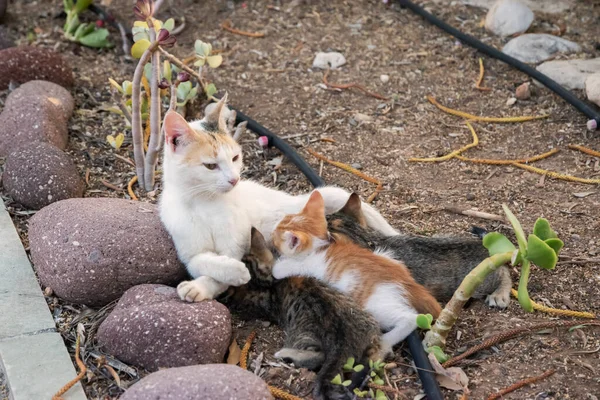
[536,58,600,90]
[506,97,517,106]
[585,73,600,107]
[380,74,390,84]
[312,52,346,69]
[502,34,581,64]
[485,0,534,37]
[466,193,475,201]
[515,82,531,100]
[351,163,363,170]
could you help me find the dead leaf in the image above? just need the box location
[428,353,469,391]
[268,156,283,169]
[573,191,597,198]
[103,365,122,388]
[227,338,242,365]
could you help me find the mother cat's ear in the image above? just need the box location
[204,93,229,133]
[163,111,195,152]
[340,193,367,228]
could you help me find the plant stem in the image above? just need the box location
[144,23,161,192]
[130,48,154,190]
[423,251,513,350]
[517,260,533,312]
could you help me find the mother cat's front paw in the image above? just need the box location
[221,262,251,286]
[177,280,212,302]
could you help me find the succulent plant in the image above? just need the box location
[63,0,112,48]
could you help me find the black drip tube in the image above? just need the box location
[233,108,444,400]
[396,0,600,130]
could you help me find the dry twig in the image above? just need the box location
[323,69,390,100]
[427,96,549,123]
[221,20,265,38]
[510,289,596,319]
[486,369,555,400]
[52,333,86,400]
[475,58,491,91]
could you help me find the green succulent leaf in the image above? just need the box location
[544,238,564,256]
[74,0,93,13]
[187,86,198,100]
[416,314,433,330]
[206,54,223,68]
[533,218,558,241]
[122,80,133,96]
[195,40,212,57]
[204,83,217,99]
[131,39,151,59]
[427,346,450,363]
[331,374,342,385]
[342,380,352,387]
[353,364,365,372]
[373,378,385,386]
[163,18,175,32]
[79,28,112,48]
[517,260,533,312]
[526,235,558,270]
[482,232,516,257]
[375,389,389,400]
[163,61,172,83]
[502,205,527,254]
[194,58,206,67]
[133,30,150,43]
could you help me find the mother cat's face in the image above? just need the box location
[162,100,243,195]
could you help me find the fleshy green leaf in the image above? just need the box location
[109,78,123,93]
[122,80,133,96]
[342,380,352,387]
[502,205,527,254]
[195,40,212,56]
[533,218,558,241]
[544,238,564,256]
[330,374,342,385]
[133,30,150,43]
[131,39,151,59]
[206,54,223,68]
[353,364,364,372]
[163,61,172,83]
[373,378,385,385]
[343,357,355,370]
[482,232,516,257]
[375,389,388,400]
[187,86,198,100]
[194,57,206,67]
[74,0,93,13]
[427,346,450,363]
[204,83,217,99]
[416,314,432,330]
[518,260,533,312]
[144,63,153,83]
[79,28,112,48]
[163,18,175,32]
[526,235,558,270]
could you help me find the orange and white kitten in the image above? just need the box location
[159,96,399,303]
[271,191,442,355]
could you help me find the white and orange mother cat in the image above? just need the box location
[159,96,398,302]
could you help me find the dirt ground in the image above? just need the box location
[1,0,600,399]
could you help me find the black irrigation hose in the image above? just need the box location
[395,0,600,131]
[233,107,444,400]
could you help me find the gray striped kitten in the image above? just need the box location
[327,194,511,307]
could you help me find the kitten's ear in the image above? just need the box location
[251,227,273,260]
[205,93,229,133]
[340,193,367,228]
[302,190,325,219]
[163,111,194,152]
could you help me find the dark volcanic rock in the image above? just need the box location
[120,364,273,400]
[28,199,187,306]
[98,285,231,371]
[0,47,74,90]
[2,142,84,209]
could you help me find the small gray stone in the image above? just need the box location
[312,52,346,69]
[120,364,273,400]
[536,58,600,90]
[351,163,363,170]
[380,74,390,84]
[98,285,231,371]
[485,0,534,37]
[2,142,84,210]
[28,198,187,306]
[585,73,600,107]
[466,193,475,201]
[502,34,581,64]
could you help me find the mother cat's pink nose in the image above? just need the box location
[228,178,239,187]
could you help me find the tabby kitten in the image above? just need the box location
[271,191,442,356]
[222,228,382,400]
[328,193,512,306]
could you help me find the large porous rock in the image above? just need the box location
[2,142,84,209]
[5,80,75,121]
[586,73,600,107]
[502,34,581,64]
[485,0,533,37]
[0,80,74,156]
[98,285,231,371]
[29,199,187,306]
[536,58,600,90]
[0,47,74,90]
[120,364,273,400]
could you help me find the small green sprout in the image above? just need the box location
[63,0,112,48]
[331,358,389,399]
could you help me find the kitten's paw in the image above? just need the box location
[221,262,251,286]
[177,280,212,302]
[271,264,288,280]
[486,289,511,309]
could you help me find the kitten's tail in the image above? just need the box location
[313,341,352,400]
[408,281,443,318]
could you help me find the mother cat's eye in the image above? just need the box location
[232,155,240,162]
[204,163,218,170]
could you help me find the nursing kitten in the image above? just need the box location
[271,191,442,356]
[327,194,512,306]
[159,96,398,303]
[222,228,382,400]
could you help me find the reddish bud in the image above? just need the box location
[157,29,176,47]
[96,20,105,28]
[133,0,154,21]
[177,71,190,83]
[158,78,170,89]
